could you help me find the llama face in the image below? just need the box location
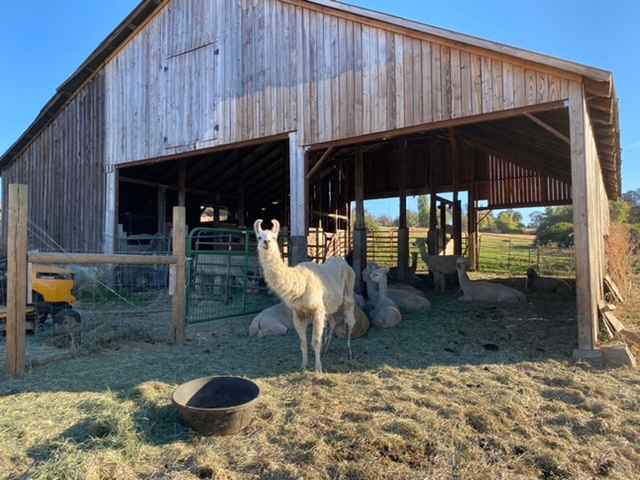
[254,219,280,252]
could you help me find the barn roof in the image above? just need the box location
[0,0,621,196]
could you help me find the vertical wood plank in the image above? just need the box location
[525,69,537,105]
[431,43,442,121]
[503,62,514,109]
[470,54,482,115]
[6,184,28,378]
[492,59,504,111]
[421,41,432,123]
[460,50,472,116]
[450,48,462,118]
[171,206,186,344]
[513,65,525,107]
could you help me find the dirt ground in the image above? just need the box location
[1,282,639,480]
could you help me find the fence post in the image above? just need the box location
[7,184,28,377]
[171,206,186,344]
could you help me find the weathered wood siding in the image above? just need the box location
[1,72,106,253]
[105,0,573,166]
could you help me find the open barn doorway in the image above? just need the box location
[115,138,290,252]
[115,138,291,322]
[305,103,574,292]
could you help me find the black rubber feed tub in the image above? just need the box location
[172,376,260,436]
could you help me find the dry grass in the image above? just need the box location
[606,224,634,299]
[1,283,639,480]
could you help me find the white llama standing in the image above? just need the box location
[254,220,357,373]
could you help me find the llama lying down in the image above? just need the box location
[249,302,369,339]
[254,219,356,373]
[456,258,526,303]
[249,303,293,337]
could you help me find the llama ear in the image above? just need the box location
[271,219,280,237]
[254,219,264,236]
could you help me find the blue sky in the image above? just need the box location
[1,1,638,221]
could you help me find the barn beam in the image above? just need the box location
[353,148,367,293]
[397,141,409,281]
[289,132,308,265]
[104,166,118,254]
[524,113,570,144]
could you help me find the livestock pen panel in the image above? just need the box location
[186,228,280,323]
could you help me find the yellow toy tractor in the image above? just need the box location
[0,263,80,333]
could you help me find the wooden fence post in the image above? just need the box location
[171,206,186,344]
[7,184,28,377]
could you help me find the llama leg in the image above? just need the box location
[342,301,356,361]
[323,316,335,354]
[311,310,326,373]
[292,312,308,370]
[343,269,357,360]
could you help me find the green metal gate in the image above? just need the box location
[186,228,277,324]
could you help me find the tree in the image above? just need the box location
[416,195,430,227]
[537,222,574,247]
[478,212,497,232]
[528,211,545,229]
[394,210,419,227]
[495,210,525,234]
[375,214,395,227]
[364,210,380,231]
[535,206,574,245]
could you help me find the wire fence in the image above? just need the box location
[364,228,575,277]
[1,216,179,374]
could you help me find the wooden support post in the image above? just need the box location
[468,188,478,271]
[440,204,447,255]
[429,193,438,255]
[6,184,28,378]
[453,198,463,256]
[237,153,246,228]
[353,149,367,293]
[569,82,600,356]
[104,166,118,254]
[289,132,308,265]
[171,206,186,344]
[178,160,187,207]
[157,186,167,235]
[397,141,409,281]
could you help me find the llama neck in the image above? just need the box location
[258,246,306,303]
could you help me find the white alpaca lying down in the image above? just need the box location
[363,264,431,313]
[249,303,293,337]
[250,302,370,339]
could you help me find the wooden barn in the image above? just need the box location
[0,0,621,358]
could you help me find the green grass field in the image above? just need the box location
[367,230,575,278]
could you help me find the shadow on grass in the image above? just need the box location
[11,285,582,463]
[2,288,579,395]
